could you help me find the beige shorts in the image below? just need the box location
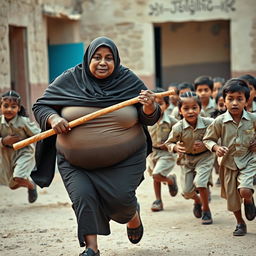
[179,151,214,199]
[146,149,176,178]
[220,160,256,212]
[0,146,35,188]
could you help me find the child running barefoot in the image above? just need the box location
[146,88,178,211]
[165,91,214,224]
[0,90,41,203]
[203,79,256,236]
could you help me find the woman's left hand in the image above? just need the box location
[138,90,157,115]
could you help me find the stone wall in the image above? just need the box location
[251,17,256,70]
[1,0,256,100]
[0,0,9,92]
[0,0,48,92]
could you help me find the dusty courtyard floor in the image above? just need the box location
[0,165,255,256]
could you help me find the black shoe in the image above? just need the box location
[168,174,178,197]
[127,203,143,244]
[201,211,213,225]
[28,182,38,203]
[244,198,256,221]
[233,223,247,236]
[151,199,163,212]
[193,203,202,218]
[79,248,100,256]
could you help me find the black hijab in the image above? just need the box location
[34,36,147,108]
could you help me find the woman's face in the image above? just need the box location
[89,46,115,79]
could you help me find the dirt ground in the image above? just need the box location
[0,165,255,256]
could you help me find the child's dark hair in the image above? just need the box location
[213,77,225,84]
[1,90,27,116]
[178,91,202,111]
[238,74,256,90]
[153,87,169,105]
[215,90,224,104]
[194,75,213,91]
[167,82,179,90]
[222,78,250,100]
[178,82,194,94]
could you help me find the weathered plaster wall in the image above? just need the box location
[80,0,156,88]
[0,0,9,92]
[0,0,256,105]
[80,0,256,84]
[0,0,48,94]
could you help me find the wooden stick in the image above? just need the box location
[13,90,175,150]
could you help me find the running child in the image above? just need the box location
[203,78,256,236]
[147,88,178,211]
[194,75,216,117]
[0,90,41,203]
[165,91,214,224]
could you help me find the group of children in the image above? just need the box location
[146,75,256,236]
[1,75,256,238]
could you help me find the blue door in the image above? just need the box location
[48,42,84,82]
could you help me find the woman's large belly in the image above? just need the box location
[56,106,146,169]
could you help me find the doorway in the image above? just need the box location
[9,25,30,114]
[47,17,84,83]
[154,20,231,86]
[154,26,162,87]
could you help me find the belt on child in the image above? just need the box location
[152,146,168,151]
[185,150,208,156]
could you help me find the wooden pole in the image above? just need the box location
[13,90,175,150]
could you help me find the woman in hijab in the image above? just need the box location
[32,37,161,256]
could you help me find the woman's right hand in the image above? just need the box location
[48,114,71,134]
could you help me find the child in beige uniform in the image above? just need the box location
[194,76,216,117]
[147,88,178,211]
[165,91,214,225]
[203,78,256,236]
[170,82,195,120]
[0,90,41,203]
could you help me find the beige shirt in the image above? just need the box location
[0,115,41,147]
[0,115,41,185]
[165,115,213,154]
[200,97,216,117]
[149,112,177,147]
[170,106,181,120]
[203,110,256,170]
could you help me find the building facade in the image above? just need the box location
[0,0,256,113]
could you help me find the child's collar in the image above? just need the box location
[223,109,250,123]
[1,114,19,125]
